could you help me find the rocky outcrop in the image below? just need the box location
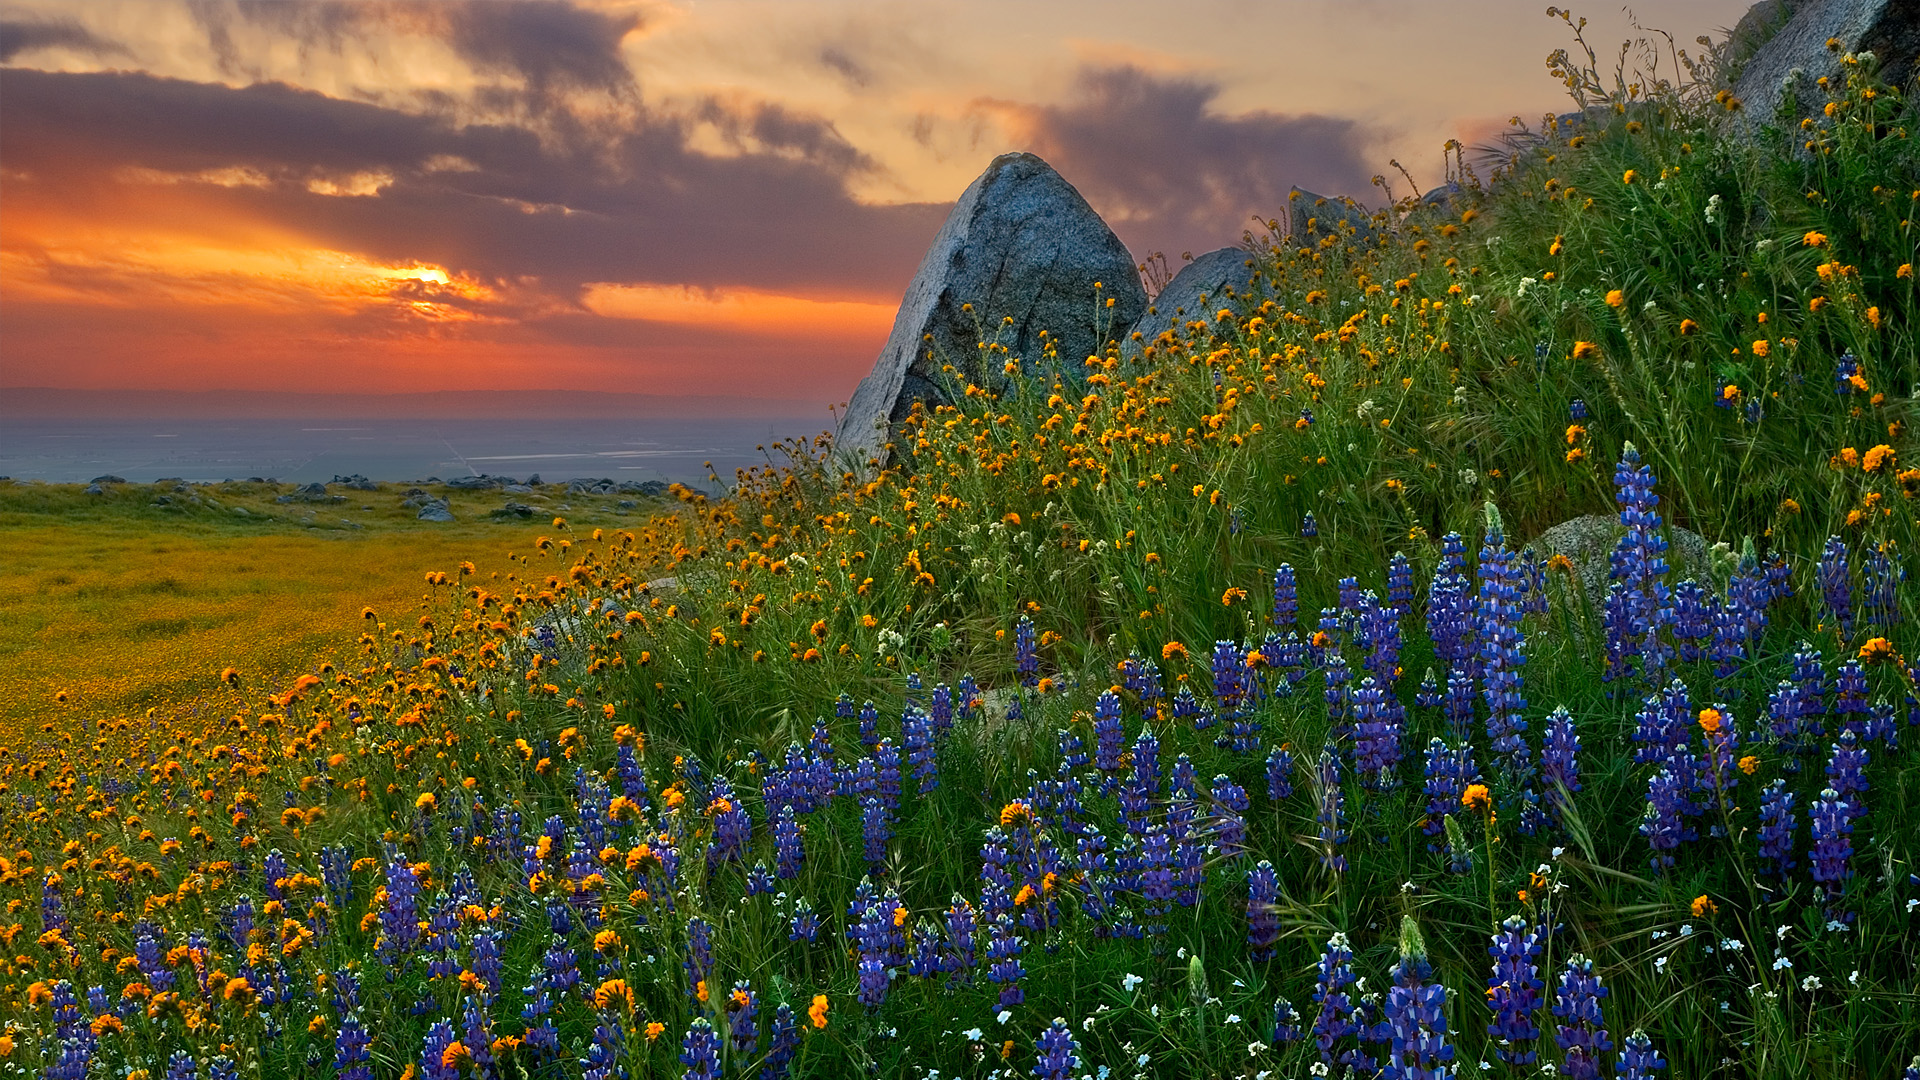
[417,497,455,523]
[1733,0,1918,136]
[1288,187,1377,247]
[1124,247,1262,360]
[835,152,1145,470]
[1530,514,1712,610]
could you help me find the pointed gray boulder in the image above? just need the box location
[1287,187,1377,247]
[835,152,1144,470]
[1732,0,1917,138]
[1124,247,1262,360]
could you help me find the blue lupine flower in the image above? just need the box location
[1267,746,1295,801]
[334,1010,373,1080]
[774,803,804,879]
[987,914,1026,1008]
[1016,615,1040,688]
[726,980,759,1057]
[857,698,880,753]
[1324,652,1353,740]
[685,917,712,1001]
[1864,544,1902,626]
[1606,444,1673,686]
[708,780,752,869]
[1212,775,1250,856]
[207,1059,238,1080]
[1541,706,1581,814]
[1669,579,1712,663]
[1093,691,1125,774]
[1273,564,1299,628]
[461,996,495,1077]
[1570,398,1588,419]
[1273,998,1304,1043]
[1618,1030,1667,1079]
[1388,552,1415,617]
[1833,659,1870,739]
[421,1021,458,1080]
[861,796,893,874]
[1416,667,1442,710]
[680,1018,721,1080]
[1246,860,1280,961]
[1835,351,1858,394]
[1820,536,1855,638]
[1810,786,1854,906]
[1303,511,1319,538]
[1478,505,1531,777]
[1140,825,1175,938]
[945,896,978,980]
[1385,926,1455,1080]
[875,738,903,810]
[381,853,424,958]
[1444,667,1477,743]
[1641,767,1696,871]
[1310,932,1371,1074]
[1034,1017,1080,1079]
[1551,955,1613,1080]
[1316,749,1348,873]
[1352,675,1404,789]
[1487,915,1544,1064]
[788,897,818,943]
[1825,731,1869,820]
[1757,779,1797,886]
[167,1050,198,1080]
[764,1003,801,1080]
[137,922,175,991]
[582,1017,624,1080]
[904,706,938,793]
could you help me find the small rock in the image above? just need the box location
[492,502,536,520]
[1530,513,1711,610]
[1125,247,1262,360]
[275,494,294,504]
[526,474,542,485]
[1288,187,1377,246]
[504,484,532,494]
[85,483,104,495]
[90,474,127,485]
[417,498,456,523]
[446,475,503,490]
[617,499,637,509]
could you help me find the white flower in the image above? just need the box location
[1850,970,1861,985]
[997,1010,1011,1025]
[1655,956,1670,972]
[1225,1014,1242,1025]
[1458,469,1478,487]
[1122,973,1143,992]
[1137,1054,1150,1067]
[1083,1017,1096,1032]
[962,1028,983,1041]
[1705,193,1722,224]
[1356,399,1377,422]
[1679,923,1694,937]
[1247,1041,1269,1055]
[1518,276,1538,298]
[1801,976,1822,991]
[1772,956,1793,970]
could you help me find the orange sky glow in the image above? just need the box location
[0,0,1753,413]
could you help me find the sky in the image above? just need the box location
[0,0,1754,417]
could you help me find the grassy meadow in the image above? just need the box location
[0,481,684,736]
[5,21,1919,1080]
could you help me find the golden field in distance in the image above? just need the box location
[0,478,685,737]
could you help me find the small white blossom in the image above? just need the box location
[1801,976,1822,991]
[1225,1014,1242,1025]
[1121,973,1143,992]
[1247,1041,1268,1055]
[962,1028,983,1041]
[996,1010,1011,1025]
[1772,956,1793,970]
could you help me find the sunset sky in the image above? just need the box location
[0,0,1753,415]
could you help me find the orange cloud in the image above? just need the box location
[582,282,894,338]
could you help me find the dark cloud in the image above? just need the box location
[818,45,871,88]
[990,65,1379,259]
[0,65,943,303]
[0,17,131,62]
[183,0,642,108]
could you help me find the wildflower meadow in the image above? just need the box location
[6,18,1918,1080]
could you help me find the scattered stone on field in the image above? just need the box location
[90,474,127,485]
[526,473,542,485]
[332,473,379,491]
[617,499,637,509]
[274,494,293,504]
[1732,0,1917,139]
[493,502,536,520]
[232,506,249,516]
[445,475,505,490]
[1288,187,1377,246]
[1529,513,1712,609]
[85,483,104,495]
[836,151,1145,470]
[617,480,673,497]
[417,497,456,523]
[504,483,533,493]
[1126,247,1262,360]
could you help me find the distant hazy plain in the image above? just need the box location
[0,417,824,486]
